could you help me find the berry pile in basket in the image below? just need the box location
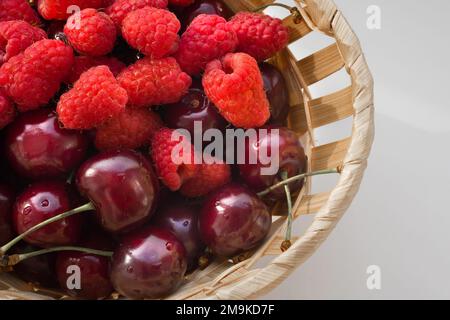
[0,0,321,300]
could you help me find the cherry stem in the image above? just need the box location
[281,172,293,252]
[0,202,95,256]
[257,168,340,197]
[1,246,113,268]
[253,3,302,23]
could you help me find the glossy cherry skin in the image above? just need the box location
[260,63,290,125]
[76,149,160,234]
[200,183,272,257]
[180,0,232,31]
[13,181,83,248]
[153,201,205,271]
[0,183,15,245]
[4,109,89,180]
[238,126,307,201]
[111,226,187,299]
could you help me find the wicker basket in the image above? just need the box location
[0,0,374,300]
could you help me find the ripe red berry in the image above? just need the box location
[122,7,180,58]
[0,39,74,112]
[57,65,128,130]
[175,14,237,75]
[0,20,47,65]
[117,57,191,108]
[0,88,15,129]
[229,12,289,62]
[0,0,41,25]
[105,0,169,30]
[65,55,126,84]
[203,52,270,128]
[37,0,103,20]
[95,108,163,151]
[64,9,116,57]
[169,0,195,7]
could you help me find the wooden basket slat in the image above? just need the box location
[264,236,300,255]
[310,86,353,128]
[310,137,351,171]
[272,192,331,217]
[284,16,312,43]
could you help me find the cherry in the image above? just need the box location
[13,180,83,248]
[111,226,187,299]
[4,109,89,180]
[199,183,272,257]
[260,62,290,125]
[180,0,232,31]
[76,149,160,234]
[0,183,15,245]
[238,126,307,201]
[153,200,205,271]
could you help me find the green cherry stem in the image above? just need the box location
[0,202,95,256]
[280,172,293,252]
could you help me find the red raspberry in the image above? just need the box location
[0,20,47,65]
[37,0,103,20]
[0,88,15,129]
[95,108,163,150]
[64,9,116,57]
[151,128,198,191]
[65,55,126,84]
[175,14,237,75]
[122,7,180,58]
[105,0,168,30]
[168,0,195,7]
[57,66,128,130]
[0,0,41,25]
[0,39,74,112]
[203,52,270,128]
[229,12,289,62]
[117,57,191,108]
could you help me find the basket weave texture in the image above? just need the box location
[0,0,374,300]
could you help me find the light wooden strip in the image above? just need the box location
[311,138,351,171]
[284,15,312,43]
[297,43,345,85]
[272,192,331,217]
[288,103,308,134]
[310,86,354,128]
[265,236,300,255]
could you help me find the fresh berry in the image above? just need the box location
[229,12,289,62]
[110,226,187,299]
[65,55,126,84]
[117,57,191,108]
[203,52,270,128]
[180,0,232,31]
[4,109,89,180]
[175,14,237,75]
[57,65,128,130]
[0,88,15,129]
[0,0,41,25]
[150,128,198,191]
[0,183,15,246]
[260,62,289,125]
[105,0,169,30]
[122,7,180,58]
[64,9,116,57]
[95,108,163,151]
[0,39,74,112]
[0,20,47,65]
[169,0,195,7]
[37,0,103,20]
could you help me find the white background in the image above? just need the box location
[263,0,450,299]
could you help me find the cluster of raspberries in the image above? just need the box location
[0,0,289,197]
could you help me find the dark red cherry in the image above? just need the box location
[180,0,232,31]
[238,126,306,201]
[4,109,89,180]
[153,200,205,271]
[200,183,271,257]
[13,180,83,247]
[260,62,290,125]
[76,149,160,234]
[111,226,187,299]
[0,183,15,245]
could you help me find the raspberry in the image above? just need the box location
[95,108,163,150]
[57,66,128,130]
[0,88,15,129]
[0,20,47,65]
[122,7,180,58]
[105,0,168,30]
[151,128,198,191]
[0,39,74,112]
[0,0,41,25]
[64,9,116,57]
[117,57,191,108]
[175,14,237,75]
[229,12,289,62]
[203,52,270,128]
[65,55,126,84]
[168,0,195,7]
[37,0,103,20]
